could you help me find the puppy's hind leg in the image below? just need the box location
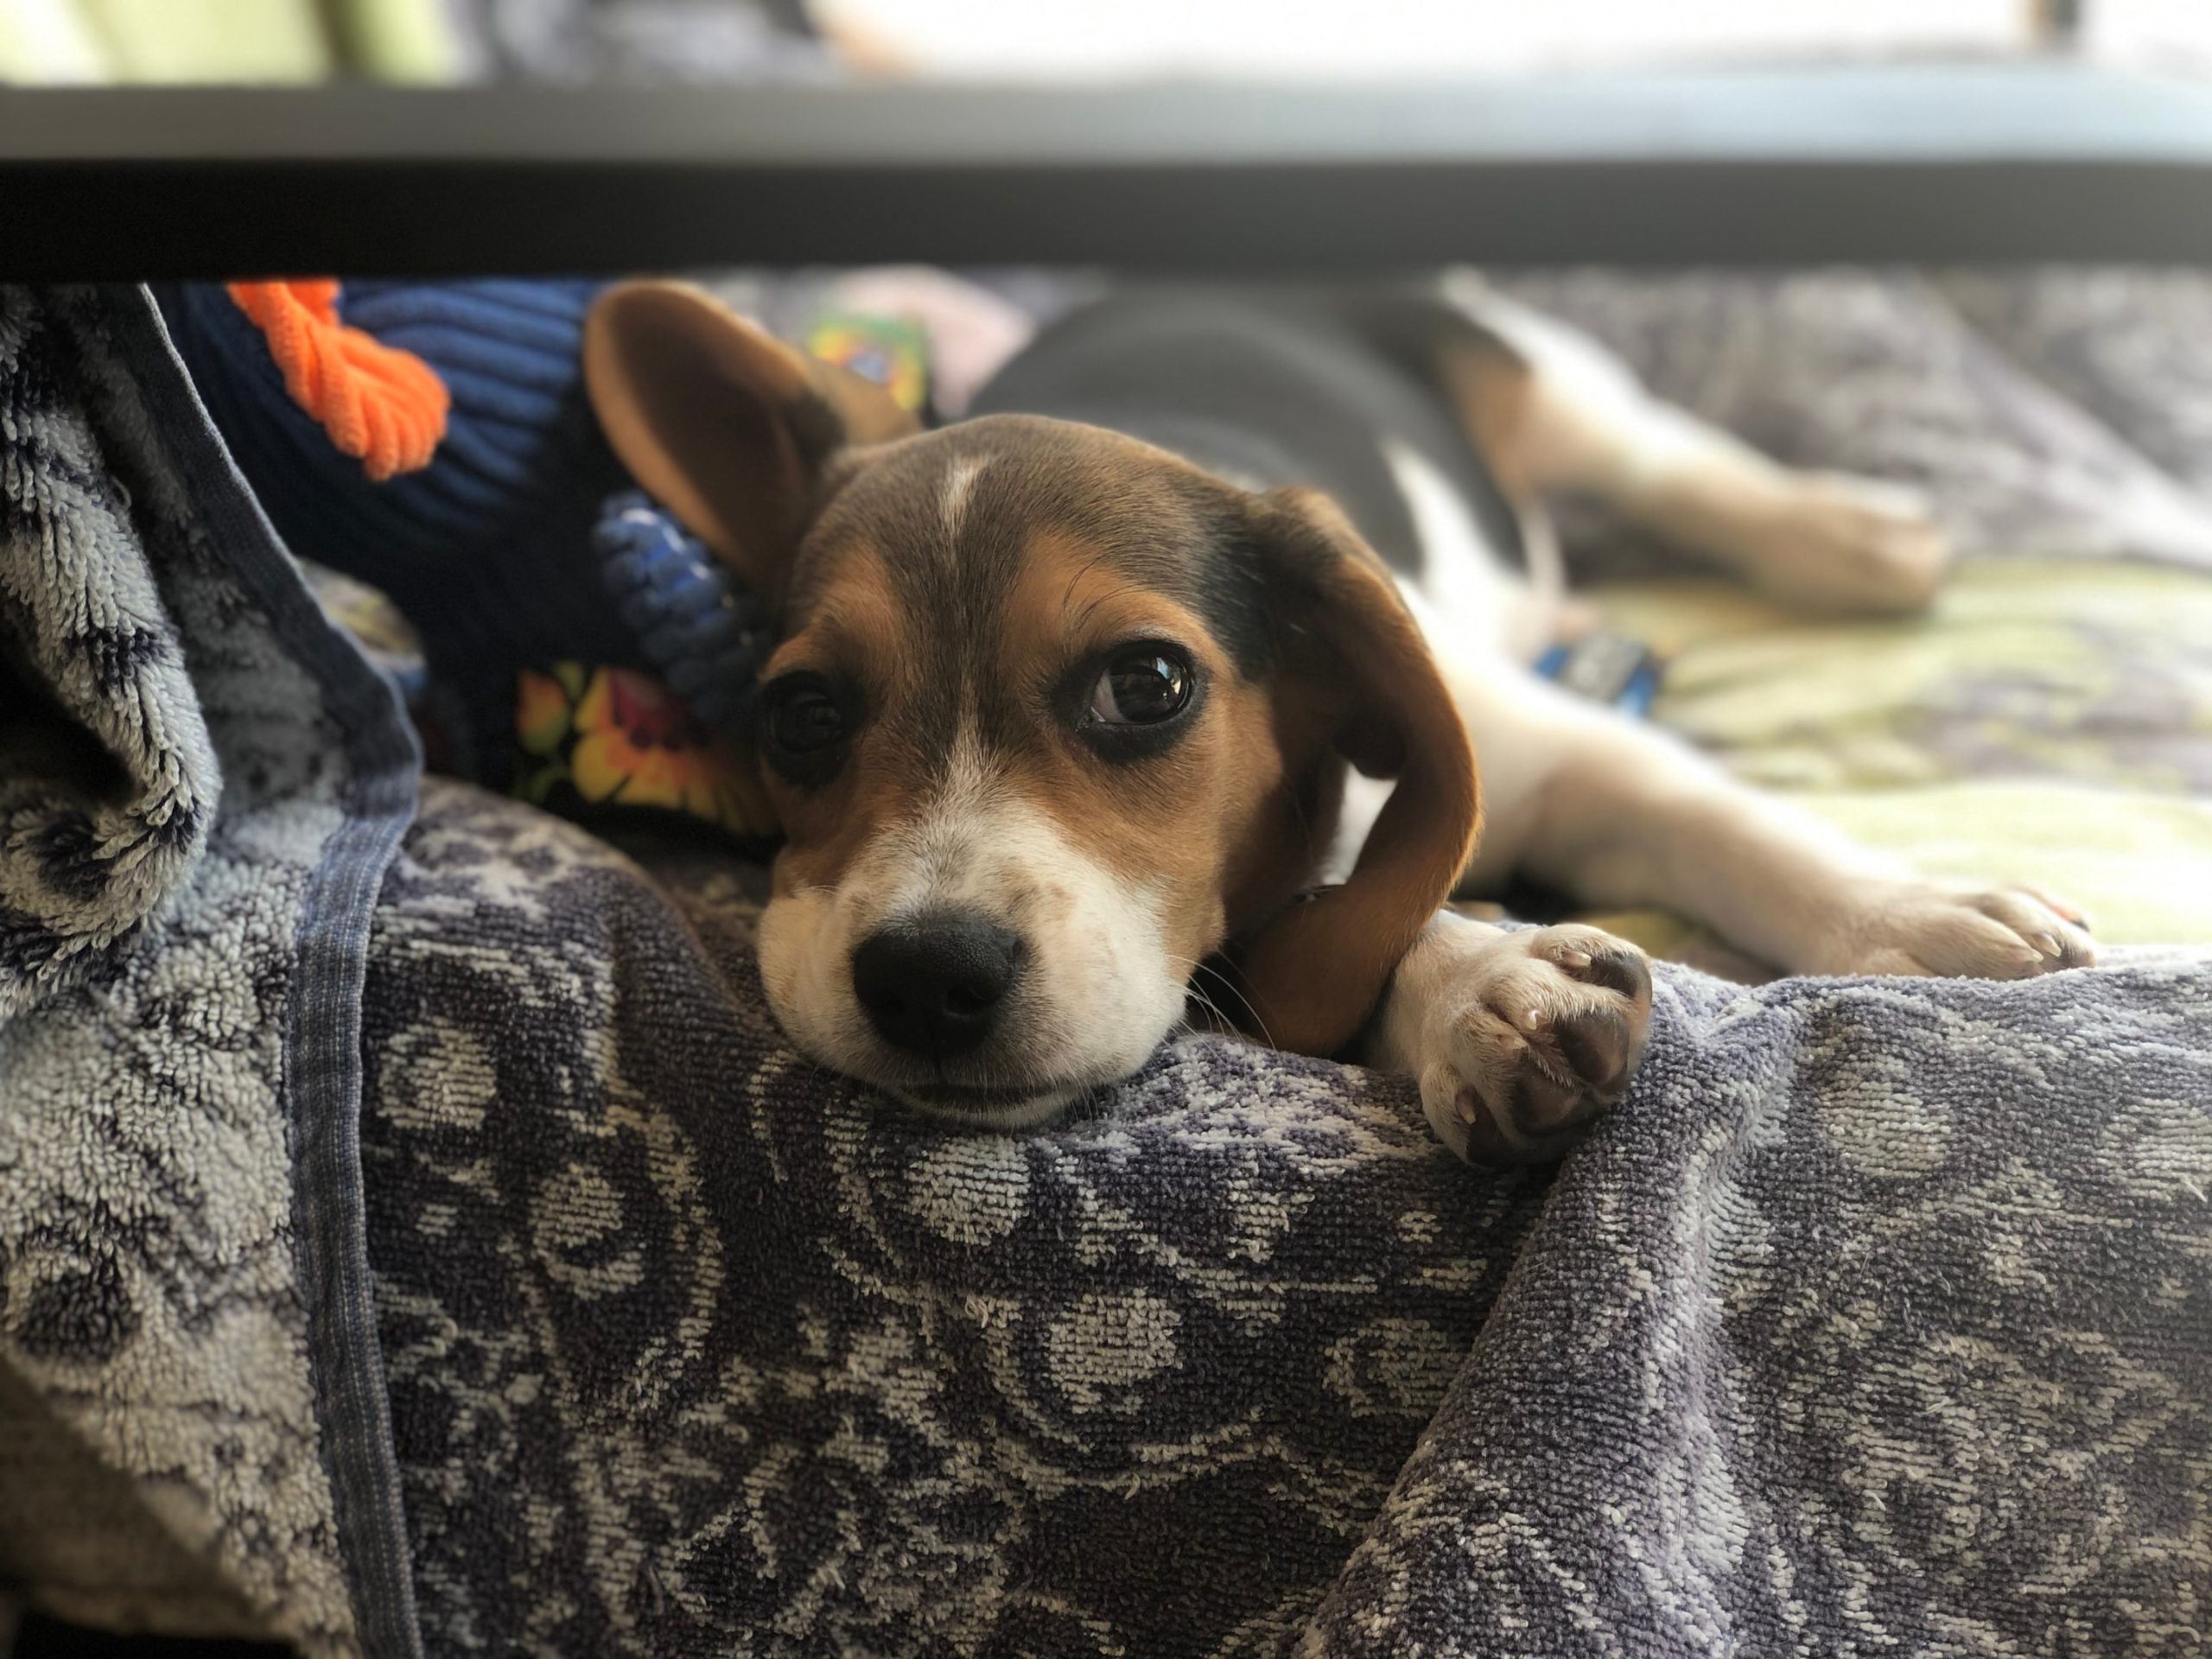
[1435,285,1953,616]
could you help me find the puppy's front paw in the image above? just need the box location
[1821,882,2096,979]
[1755,474,1952,616]
[1413,925,1653,1167]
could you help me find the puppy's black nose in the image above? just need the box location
[851,911,1027,1058]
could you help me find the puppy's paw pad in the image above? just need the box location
[1421,925,1654,1166]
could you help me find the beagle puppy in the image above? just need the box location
[582,277,2094,1165]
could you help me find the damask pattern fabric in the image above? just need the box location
[359,787,2212,1656]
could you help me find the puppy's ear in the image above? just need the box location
[1236,488,1481,1058]
[583,281,918,607]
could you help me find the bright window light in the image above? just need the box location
[813,0,2031,79]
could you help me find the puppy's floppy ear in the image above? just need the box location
[1236,487,1482,1058]
[582,280,918,607]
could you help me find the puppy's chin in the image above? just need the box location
[887,1077,1102,1131]
[761,973,1164,1132]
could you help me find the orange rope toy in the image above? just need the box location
[226,280,450,480]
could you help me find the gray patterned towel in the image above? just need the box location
[2,280,2210,1659]
[363,802,2212,1657]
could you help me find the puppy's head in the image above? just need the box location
[587,283,1478,1125]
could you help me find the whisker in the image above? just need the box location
[1182,986,1231,1032]
[1160,954,1223,1031]
[1163,950,1276,1050]
[1196,959,1277,1051]
[1064,550,1117,628]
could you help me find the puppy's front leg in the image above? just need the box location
[1368,911,1652,1166]
[1442,649,2097,983]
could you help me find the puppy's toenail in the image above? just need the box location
[1520,1007,1544,1029]
[2031,931,2063,960]
[1453,1090,1482,1126]
[1556,946,1592,970]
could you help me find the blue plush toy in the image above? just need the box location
[159,279,775,812]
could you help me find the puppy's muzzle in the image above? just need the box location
[850,908,1029,1059]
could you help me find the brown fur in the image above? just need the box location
[1000,532,1276,967]
[1436,335,1540,503]
[584,283,923,606]
[1226,491,1480,1055]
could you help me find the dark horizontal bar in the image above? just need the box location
[10,64,2212,279]
[21,156,2212,282]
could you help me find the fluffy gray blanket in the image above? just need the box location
[2,282,2209,1658]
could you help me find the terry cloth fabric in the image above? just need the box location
[0,286,421,1652]
[356,811,2212,1655]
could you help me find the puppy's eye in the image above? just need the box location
[769,689,843,751]
[760,675,849,779]
[1089,648,1192,726]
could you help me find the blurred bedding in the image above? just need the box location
[1487,270,2212,956]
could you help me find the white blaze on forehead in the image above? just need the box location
[940,455,991,544]
[873,731,1082,915]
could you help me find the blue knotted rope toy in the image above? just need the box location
[592,490,773,743]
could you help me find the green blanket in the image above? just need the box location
[1590,560,2212,955]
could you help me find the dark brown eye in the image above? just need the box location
[760,675,848,777]
[768,690,842,753]
[1089,649,1192,726]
